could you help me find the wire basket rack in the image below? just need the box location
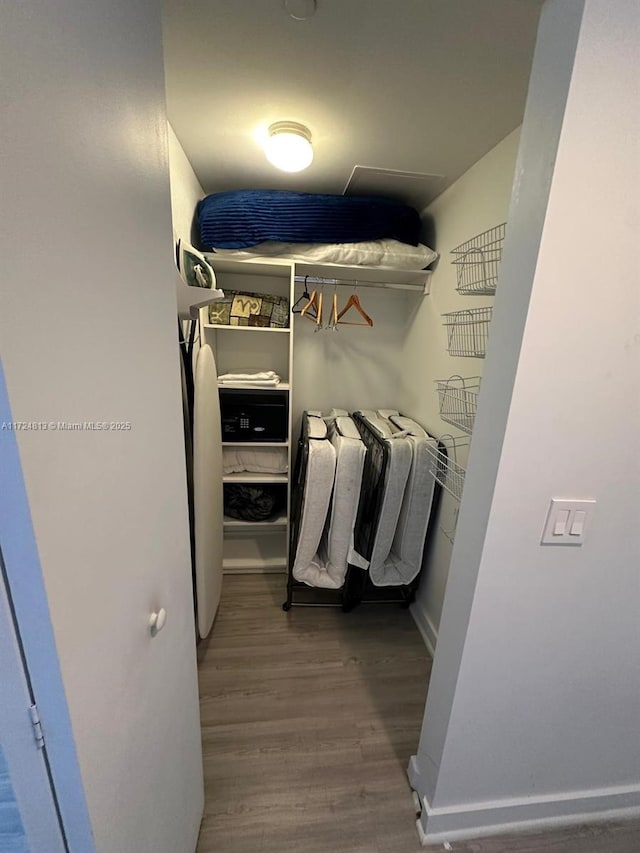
[426,434,468,544]
[442,306,493,357]
[451,223,506,295]
[435,375,480,435]
[426,436,467,503]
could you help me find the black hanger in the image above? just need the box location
[292,276,318,319]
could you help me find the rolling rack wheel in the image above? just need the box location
[342,565,366,613]
[283,572,294,612]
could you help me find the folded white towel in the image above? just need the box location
[218,370,278,381]
[218,378,280,387]
[223,447,288,475]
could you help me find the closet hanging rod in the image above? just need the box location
[293,275,426,293]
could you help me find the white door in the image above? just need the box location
[1,2,206,848]
[0,553,66,853]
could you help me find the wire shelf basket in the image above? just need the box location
[426,436,467,503]
[427,434,468,543]
[442,306,493,357]
[451,223,506,295]
[435,375,480,435]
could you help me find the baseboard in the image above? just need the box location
[412,778,640,845]
[409,603,438,657]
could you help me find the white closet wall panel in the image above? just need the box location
[292,287,409,436]
[400,129,522,648]
[167,122,205,248]
[413,1,640,837]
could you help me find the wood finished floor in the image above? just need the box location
[196,575,640,853]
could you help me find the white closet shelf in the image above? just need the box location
[295,263,431,293]
[203,253,431,293]
[222,555,287,574]
[202,256,292,277]
[223,472,289,484]
[223,513,288,531]
[222,441,289,448]
[203,323,290,333]
[218,381,290,391]
[222,530,288,574]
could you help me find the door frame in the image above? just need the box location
[0,551,66,852]
[0,362,95,852]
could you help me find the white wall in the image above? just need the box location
[292,286,410,434]
[411,0,640,840]
[401,129,521,649]
[168,122,205,249]
[0,2,204,851]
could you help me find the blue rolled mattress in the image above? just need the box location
[197,189,422,249]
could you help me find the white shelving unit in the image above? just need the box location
[201,259,295,574]
[200,255,431,574]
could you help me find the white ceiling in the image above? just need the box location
[162,0,542,206]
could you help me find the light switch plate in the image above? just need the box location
[541,499,596,546]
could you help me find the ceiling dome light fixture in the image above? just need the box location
[264,121,313,173]
[284,0,317,21]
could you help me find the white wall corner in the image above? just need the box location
[410,602,438,657]
[167,122,206,249]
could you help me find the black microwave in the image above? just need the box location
[219,389,288,442]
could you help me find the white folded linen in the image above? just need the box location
[223,447,288,475]
[218,370,278,381]
[218,378,280,387]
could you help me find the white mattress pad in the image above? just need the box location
[292,414,336,586]
[351,411,436,587]
[293,415,366,589]
[381,415,436,586]
[349,412,412,580]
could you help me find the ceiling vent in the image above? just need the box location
[343,166,446,212]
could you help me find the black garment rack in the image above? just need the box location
[283,412,445,612]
